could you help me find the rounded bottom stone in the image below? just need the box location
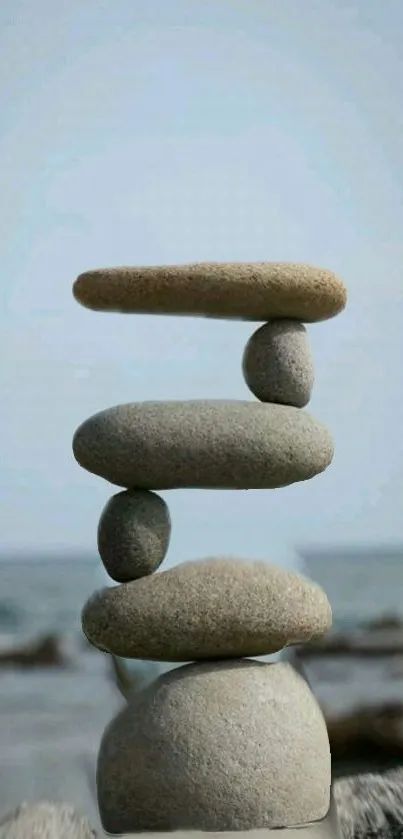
[97,660,331,834]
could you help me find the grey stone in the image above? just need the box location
[73,262,347,323]
[73,400,334,490]
[334,768,403,839]
[96,660,331,833]
[97,489,170,582]
[243,320,314,407]
[82,557,332,660]
[0,802,96,838]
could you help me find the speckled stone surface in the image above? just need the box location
[96,660,331,833]
[73,400,334,490]
[73,262,347,322]
[243,320,314,407]
[81,557,332,660]
[97,489,170,582]
[0,802,96,838]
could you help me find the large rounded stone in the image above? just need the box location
[243,320,314,407]
[73,400,334,490]
[97,660,331,833]
[97,489,170,582]
[81,557,332,660]
[73,262,346,322]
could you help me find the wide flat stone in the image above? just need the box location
[72,400,333,490]
[73,262,346,322]
[81,557,332,660]
[97,489,171,582]
[242,320,314,407]
[97,660,331,833]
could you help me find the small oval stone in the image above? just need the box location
[81,557,332,660]
[243,320,314,407]
[73,262,347,323]
[97,489,171,582]
[97,660,331,833]
[72,400,334,490]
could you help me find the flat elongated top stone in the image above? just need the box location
[73,262,347,322]
[72,400,333,490]
[97,660,331,833]
[81,557,332,660]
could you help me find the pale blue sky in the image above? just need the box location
[1,0,403,566]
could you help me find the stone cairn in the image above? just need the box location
[72,263,347,836]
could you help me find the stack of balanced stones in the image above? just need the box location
[72,262,347,836]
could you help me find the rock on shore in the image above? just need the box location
[0,802,96,838]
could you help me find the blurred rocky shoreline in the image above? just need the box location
[295,615,403,777]
[1,614,403,779]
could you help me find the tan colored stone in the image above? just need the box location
[81,557,332,660]
[97,660,331,833]
[72,400,334,490]
[73,262,346,322]
[97,489,170,582]
[243,320,314,407]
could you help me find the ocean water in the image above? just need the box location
[0,557,106,640]
[304,549,403,630]
[0,557,120,827]
[0,551,402,825]
[300,549,403,716]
